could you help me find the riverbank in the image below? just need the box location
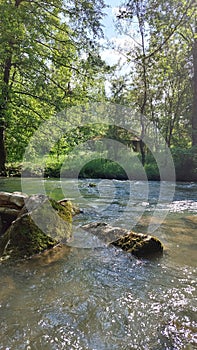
[4,159,197,182]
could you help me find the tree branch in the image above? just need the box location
[136,1,196,61]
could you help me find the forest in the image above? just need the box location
[0,0,196,181]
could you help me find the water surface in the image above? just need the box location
[0,178,196,349]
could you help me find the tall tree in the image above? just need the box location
[116,0,196,150]
[192,18,197,146]
[116,0,151,164]
[0,0,106,175]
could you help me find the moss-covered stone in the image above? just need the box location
[0,214,58,260]
[23,195,73,243]
[50,198,72,223]
[0,193,74,262]
[58,199,81,216]
[82,222,163,258]
[112,231,163,257]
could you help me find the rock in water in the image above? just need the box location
[0,191,28,235]
[0,191,163,261]
[0,191,28,209]
[82,222,128,243]
[0,193,73,261]
[82,222,163,258]
[112,231,163,258]
[22,195,73,242]
[0,214,57,259]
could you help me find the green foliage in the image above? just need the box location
[115,0,196,153]
[79,158,128,179]
[1,0,196,181]
[171,147,197,181]
[144,152,160,180]
[0,0,108,169]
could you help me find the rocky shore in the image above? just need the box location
[0,191,163,262]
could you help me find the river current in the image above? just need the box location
[0,178,196,350]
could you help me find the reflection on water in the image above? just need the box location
[0,178,196,349]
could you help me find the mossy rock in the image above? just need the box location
[0,194,74,261]
[82,222,163,258]
[23,195,72,243]
[112,231,163,258]
[0,214,58,260]
[58,199,81,216]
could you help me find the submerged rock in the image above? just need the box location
[82,222,163,258]
[88,183,97,188]
[0,192,73,261]
[58,198,82,216]
[183,215,197,228]
[0,191,29,235]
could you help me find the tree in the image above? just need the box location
[192,18,197,146]
[147,0,197,147]
[115,0,196,150]
[116,0,153,164]
[0,0,106,175]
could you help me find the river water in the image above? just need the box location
[0,178,196,350]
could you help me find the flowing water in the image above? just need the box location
[0,178,196,350]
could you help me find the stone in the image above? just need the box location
[0,214,58,260]
[22,195,73,242]
[0,191,28,208]
[0,191,163,262]
[88,183,97,187]
[0,192,11,204]
[82,222,163,258]
[112,231,163,258]
[0,207,20,218]
[0,192,73,261]
[10,192,29,207]
[82,222,128,243]
[58,199,81,216]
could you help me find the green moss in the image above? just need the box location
[0,195,75,262]
[49,199,72,223]
[112,231,163,258]
[0,215,58,260]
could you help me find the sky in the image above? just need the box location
[102,0,121,39]
[99,0,135,90]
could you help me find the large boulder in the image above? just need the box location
[0,214,57,260]
[0,192,73,261]
[0,191,28,235]
[82,222,163,258]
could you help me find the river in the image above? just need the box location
[0,178,196,350]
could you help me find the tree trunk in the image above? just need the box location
[0,55,12,176]
[0,0,21,176]
[0,124,6,176]
[192,21,197,147]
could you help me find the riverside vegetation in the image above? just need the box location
[0,0,196,181]
[6,147,197,181]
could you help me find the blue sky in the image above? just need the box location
[99,0,135,73]
[102,0,121,39]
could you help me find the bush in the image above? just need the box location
[171,147,197,181]
[79,159,128,179]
